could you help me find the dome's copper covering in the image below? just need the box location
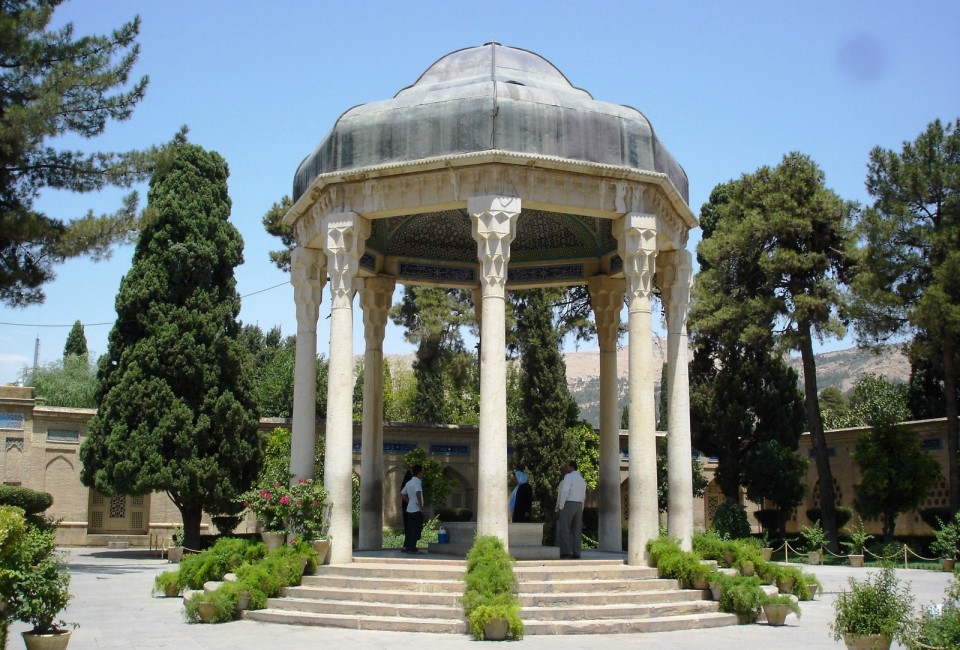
[293,43,687,203]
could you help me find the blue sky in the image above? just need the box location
[2,0,958,383]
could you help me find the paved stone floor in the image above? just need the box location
[6,547,952,649]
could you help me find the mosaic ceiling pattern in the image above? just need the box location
[366,209,617,265]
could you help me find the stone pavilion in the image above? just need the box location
[283,42,697,565]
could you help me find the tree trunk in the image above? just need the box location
[884,510,896,543]
[178,503,204,551]
[798,325,840,553]
[944,338,960,516]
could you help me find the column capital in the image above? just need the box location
[588,275,625,351]
[470,196,520,291]
[614,213,658,311]
[361,275,395,349]
[291,247,326,327]
[322,212,370,306]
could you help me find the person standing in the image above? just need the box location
[399,469,413,533]
[401,465,425,554]
[555,460,586,559]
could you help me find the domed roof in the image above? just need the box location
[293,42,687,204]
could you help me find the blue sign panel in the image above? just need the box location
[430,443,470,457]
[0,412,24,430]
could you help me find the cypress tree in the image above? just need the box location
[80,142,260,550]
[63,320,88,358]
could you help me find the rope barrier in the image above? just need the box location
[769,539,944,569]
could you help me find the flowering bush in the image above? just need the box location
[241,479,330,538]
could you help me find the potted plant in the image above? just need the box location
[719,575,764,624]
[843,517,873,568]
[801,521,826,565]
[907,567,960,649]
[461,536,524,641]
[287,478,331,564]
[9,527,74,650]
[761,593,801,626]
[153,570,181,598]
[931,512,960,572]
[830,565,913,650]
[167,525,185,563]
[800,572,823,601]
[707,570,729,602]
[241,482,293,547]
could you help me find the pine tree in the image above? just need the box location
[63,320,88,357]
[79,142,259,550]
[1,0,156,306]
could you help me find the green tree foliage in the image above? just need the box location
[63,320,88,357]
[851,374,939,540]
[689,341,807,500]
[389,286,477,424]
[239,324,329,418]
[820,386,854,430]
[79,142,260,550]
[852,118,960,512]
[691,155,858,551]
[1,1,157,306]
[382,359,416,423]
[20,353,96,408]
[510,289,581,521]
[907,332,960,421]
[261,196,294,272]
[656,436,708,513]
[742,439,808,534]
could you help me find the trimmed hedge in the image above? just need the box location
[0,485,53,516]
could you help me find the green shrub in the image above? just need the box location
[931,512,960,560]
[762,592,801,619]
[176,537,265,589]
[711,500,751,539]
[462,536,523,640]
[184,588,237,624]
[719,575,763,623]
[0,486,52,516]
[693,530,730,562]
[646,536,682,565]
[5,526,72,634]
[830,565,913,644]
[153,570,181,597]
[800,520,826,553]
[908,568,960,649]
[657,550,709,588]
[806,506,853,530]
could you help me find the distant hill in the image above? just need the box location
[381,341,910,429]
[564,340,909,428]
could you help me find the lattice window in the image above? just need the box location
[131,512,143,530]
[92,492,104,506]
[812,478,843,507]
[109,495,125,519]
[131,495,144,507]
[920,479,950,508]
[91,512,103,528]
[707,495,722,522]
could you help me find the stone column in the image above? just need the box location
[614,213,659,566]
[322,212,369,564]
[588,275,625,552]
[470,195,519,546]
[663,250,695,549]
[290,247,326,483]
[358,275,395,550]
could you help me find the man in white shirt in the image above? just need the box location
[401,464,424,554]
[555,460,587,559]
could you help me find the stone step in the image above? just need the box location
[518,577,680,593]
[267,596,462,619]
[522,611,739,635]
[299,574,464,593]
[519,599,722,622]
[283,585,462,606]
[513,564,659,581]
[519,588,707,607]
[316,562,465,581]
[244,608,468,634]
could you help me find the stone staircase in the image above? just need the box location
[243,556,737,635]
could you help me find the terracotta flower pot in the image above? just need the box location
[197,602,218,623]
[808,551,822,565]
[776,577,795,594]
[761,547,774,561]
[311,539,331,565]
[739,561,755,576]
[941,558,956,572]
[709,582,724,601]
[848,554,865,568]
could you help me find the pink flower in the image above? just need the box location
[274,482,282,488]
[279,496,290,505]
[296,500,303,506]
[299,479,307,484]
[312,500,319,506]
